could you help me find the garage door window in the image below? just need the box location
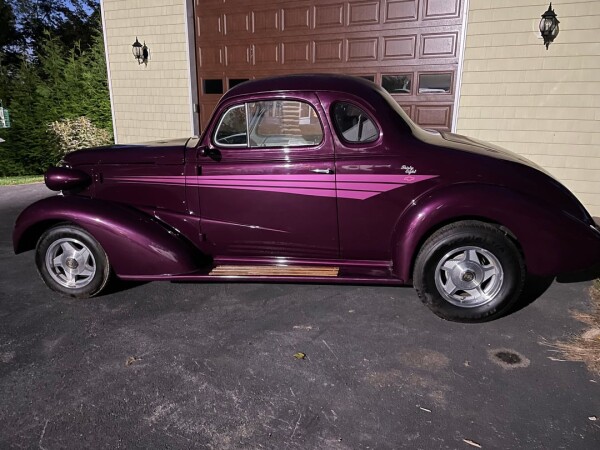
[214,100,323,148]
[418,73,452,94]
[332,102,379,144]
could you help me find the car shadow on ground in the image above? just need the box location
[511,265,600,317]
[98,277,148,297]
[107,275,559,319]
[510,273,555,315]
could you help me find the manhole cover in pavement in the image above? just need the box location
[488,348,530,369]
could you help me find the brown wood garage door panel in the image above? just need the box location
[415,104,452,129]
[282,6,311,31]
[314,3,344,28]
[253,43,280,65]
[383,35,417,59]
[420,32,458,58]
[423,0,461,20]
[314,40,344,63]
[282,41,311,64]
[224,12,251,34]
[253,9,280,33]
[348,1,381,25]
[385,0,419,22]
[347,38,379,62]
[194,0,465,131]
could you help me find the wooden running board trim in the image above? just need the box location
[209,265,340,277]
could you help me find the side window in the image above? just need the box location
[248,100,323,147]
[213,100,323,148]
[332,102,379,144]
[214,105,247,147]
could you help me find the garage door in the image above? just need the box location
[194,0,465,132]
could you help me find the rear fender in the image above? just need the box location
[392,183,600,281]
[13,196,205,277]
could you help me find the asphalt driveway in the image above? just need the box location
[0,184,598,449]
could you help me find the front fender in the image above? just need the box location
[392,183,600,280]
[13,196,205,277]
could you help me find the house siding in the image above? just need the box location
[101,0,193,144]
[456,0,600,216]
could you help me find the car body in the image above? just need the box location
[13,74,600,321]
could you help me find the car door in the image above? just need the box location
[193,94,339,259]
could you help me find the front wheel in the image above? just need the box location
[35,224,111,298]
[413,221,525,322]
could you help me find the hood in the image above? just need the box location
[64,137,191,166]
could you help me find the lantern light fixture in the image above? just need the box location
[539,3,559,50]
[132,37,149,65]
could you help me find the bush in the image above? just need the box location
[48,116,111,157]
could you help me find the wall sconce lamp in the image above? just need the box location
[539,3,559,50]
[132,37,149,65]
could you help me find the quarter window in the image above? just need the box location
[213,100,323,148]
[332,102,379,143]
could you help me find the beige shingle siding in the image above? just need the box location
[102,0,192,144]
[457,0,600,216]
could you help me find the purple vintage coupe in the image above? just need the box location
[13,74,600,321]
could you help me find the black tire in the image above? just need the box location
[413,221,525,322]
[35,224,111,298]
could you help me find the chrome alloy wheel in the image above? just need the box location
[45,238,97,289]
[434,246,504,308]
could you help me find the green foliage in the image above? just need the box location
[0,8,113,176]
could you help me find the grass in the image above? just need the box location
[553,279,600,376]
[0,175,44,186]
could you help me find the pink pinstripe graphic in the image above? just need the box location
[336,182,405,192]
[336,174,437,183]
[199,185,338,198]
[194,179,336,189]
[108,174,438,200]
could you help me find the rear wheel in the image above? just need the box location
[35,224,111,298]
[413,221,525,322]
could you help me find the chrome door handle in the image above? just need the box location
[311,168,334,174]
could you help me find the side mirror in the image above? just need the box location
[199,146,221,161]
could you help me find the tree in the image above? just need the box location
[0,0,21,52]
[0,62,41,175]
[0,3,113,176]
[9,0,100,57]
[0,0,24,97]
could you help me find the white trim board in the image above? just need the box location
[452,0,470,133]
[184,0,200,136]
[100,0,118,144]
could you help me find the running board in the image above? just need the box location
[209,265,340,277]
